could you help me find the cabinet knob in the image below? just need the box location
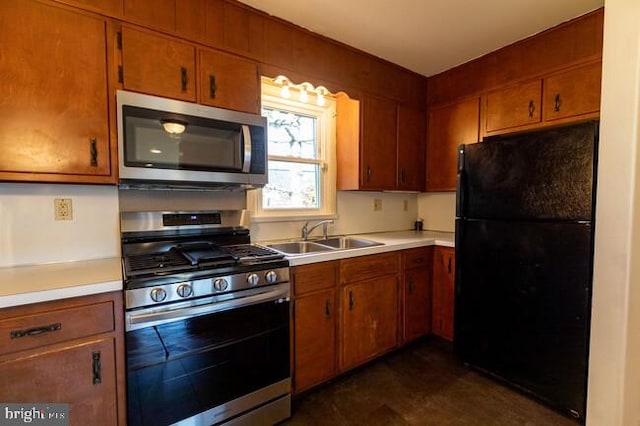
[366,166,372,182]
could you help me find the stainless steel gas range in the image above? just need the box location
[120,210,291,426]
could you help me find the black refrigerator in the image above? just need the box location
[454,121,598,420]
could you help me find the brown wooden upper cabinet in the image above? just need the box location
[543,61,602,122]
[337,95,425,192]
[198,49,260,114]
[426,97,480,192]
[361,95,398,190]
[485,80,543,133]
[124,0,175,32]
[0,0,113,183]
[54,0,124,15]
[120,26,197,102]
[397,104,426,191]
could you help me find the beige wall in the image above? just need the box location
[250,191,419,242]
[417,192,456,232]
[587,0,640,424]
[0,183,120,267]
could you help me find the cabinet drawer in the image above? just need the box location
[0,302,114,355]
[340,252,399,284]
[402,247,434,269]
[292,261,338,296]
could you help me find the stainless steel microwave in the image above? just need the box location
[116,90,267,188]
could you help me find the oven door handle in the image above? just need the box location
[126,284,289,331]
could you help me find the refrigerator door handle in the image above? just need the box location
[456,144,466,218]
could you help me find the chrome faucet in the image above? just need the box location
[301,220,334,240]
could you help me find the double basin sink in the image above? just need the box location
[267,236,383,255]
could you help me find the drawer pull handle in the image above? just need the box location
[209,75,216,99]
[554,93,561,112]
[92,351,102,385]
[90,138,98,167]
[528,100,535,118]
[10,323,62,339]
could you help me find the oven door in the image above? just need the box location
[126,286,290,426]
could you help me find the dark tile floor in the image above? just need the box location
[283,338,578,426]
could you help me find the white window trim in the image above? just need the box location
[248,81,337,222]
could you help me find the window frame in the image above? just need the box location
[247,81,337,222]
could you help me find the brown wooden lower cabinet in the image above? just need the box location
[401,247,434,343]
[0,292,125,425]
[340,275,398,371]
[432,246,456,341]
[291,261,338,394]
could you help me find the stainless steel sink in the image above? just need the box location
[266,241,335,255]
[267,236,384,255]
[314,236,384,249]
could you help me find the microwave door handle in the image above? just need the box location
[242,125,252,173]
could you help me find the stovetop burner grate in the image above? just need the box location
[224,244,285,262]
[125,249,191,276]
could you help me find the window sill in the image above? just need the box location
[250,212,338,224]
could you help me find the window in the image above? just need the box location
[248,78,336,221]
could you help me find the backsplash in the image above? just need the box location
[0,183,120,268]
[250,191,419,242]
[417,192,456,232]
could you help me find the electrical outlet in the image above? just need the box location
[54,198,73,221]
[403,200,409,212]
[373,199,383,211]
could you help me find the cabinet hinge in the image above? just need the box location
[118,65,124,84]
[116,31,122,50]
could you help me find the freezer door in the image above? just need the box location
[458,121,597,221]
[455,218,592,419]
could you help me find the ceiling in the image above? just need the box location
[237,0,604,77]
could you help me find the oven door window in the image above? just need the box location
[126,299,290,426]
[123,105,243,172]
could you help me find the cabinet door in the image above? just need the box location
[543,61,602,122]
[124,0,175,32]
[361,95,397,190]
[404,267,432,342]
[0,1,111,180]
[397,104,426,191]
[485,80,542,133]
[199,49,259,114]
[340,275,398,371]
[426,97,479,191]
[433,247,455,341]
[121,27,196,102]
[294,290,336,393]
[0,338,117,426]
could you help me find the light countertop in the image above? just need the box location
[262,229,455,267]
[0,257,123,309]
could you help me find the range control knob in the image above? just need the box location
[213,278,229,292]
[150,287,167,303]
[247,273,260,286]
[176,284,193,298]
[265,270,278,283]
